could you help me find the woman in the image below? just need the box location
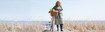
[51,1,63,31]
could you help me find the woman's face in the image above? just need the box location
[56,1,61,7]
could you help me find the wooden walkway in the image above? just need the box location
[43,29,72,32]
[43,17,72,32]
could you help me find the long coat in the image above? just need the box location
[53,6,63,25]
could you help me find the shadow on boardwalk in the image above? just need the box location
[43,30,51,32]
[43,29,71,32]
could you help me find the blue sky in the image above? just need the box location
[0,0,105,21]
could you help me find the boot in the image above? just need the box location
[56,25,59,31]
[60,24,63,31]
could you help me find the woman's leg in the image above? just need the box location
[60,24,63,31]
[56,25,59,31]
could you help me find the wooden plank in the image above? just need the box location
[43,29,72,32]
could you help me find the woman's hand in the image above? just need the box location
[55,11,62,13]
[59,11,63,13]
[55,11,58,12]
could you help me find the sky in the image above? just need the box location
[0,0,105,21]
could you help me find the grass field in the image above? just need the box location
[64,21,105,32]
[0,22,45,32]
[0,21,105,32]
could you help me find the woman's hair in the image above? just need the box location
[56,1,61,7]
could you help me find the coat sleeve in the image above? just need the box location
[53,6,56,9]
[60,6,63,11]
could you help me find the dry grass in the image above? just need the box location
[0,22,45,32]
[0,21,105,32]
[64,21,105,32]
